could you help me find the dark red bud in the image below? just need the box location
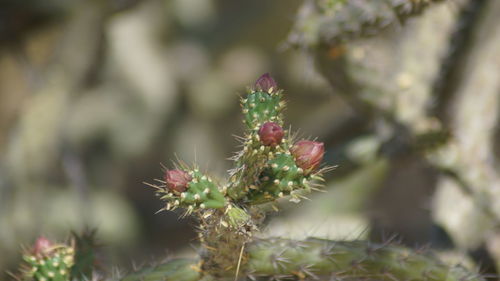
[164,169,192,193]
[290,140,324,173]
[254,73,278,92]
[33,236,53,256]
[258,122,284,146]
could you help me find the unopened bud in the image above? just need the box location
[164,169,192,193]
[33,236,53,256]
[254,73,278,92]
[290,140,324,174]
[258,122,284,146]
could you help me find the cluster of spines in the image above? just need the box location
[154,169,227,214]
[22,241,75,281]
[227,75,287,200]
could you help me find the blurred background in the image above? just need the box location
[0,0,499,280]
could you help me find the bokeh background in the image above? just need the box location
[1,0,499,280]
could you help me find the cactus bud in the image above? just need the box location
[254,73,277,92]
[164,169,192,193]
[258,122,284,146]
[290,140,324,173]
[33,236,53,256]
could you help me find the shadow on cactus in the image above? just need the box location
[17,74,484,281]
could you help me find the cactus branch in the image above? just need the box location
[119,238,484,281]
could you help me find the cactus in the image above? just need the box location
[17,74,483,281]
[21,237,75,281]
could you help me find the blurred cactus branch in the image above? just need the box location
[289,0,500,226]
[120,238,484,281]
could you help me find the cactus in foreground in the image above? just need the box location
[21,237,75,281]
[17,74,483,281]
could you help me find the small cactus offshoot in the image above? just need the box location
[155,168,227,213]
[21,237,75,281]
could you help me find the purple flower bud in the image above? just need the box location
[290,140,324,174]
[258,122,284,146]
[33,236,53,256]
[164,169,192,193]
[254,73,278,92]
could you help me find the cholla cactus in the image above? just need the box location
[17,74,484,281]
[146,73,330,278]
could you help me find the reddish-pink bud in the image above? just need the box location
[164,169,192,193]
[33,236,53,256]
[290,140,324,173]
[254,73,278,92]
[258,122,284,146]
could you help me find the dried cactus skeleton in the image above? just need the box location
[16,74,484,281]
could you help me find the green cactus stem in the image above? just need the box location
[155,169,227,213]
[227,88,287,200]
[246,152,313,204]
[119,238,484,281]
[120,259,201,281]
[242,90,284,130]
[247,238,482,281]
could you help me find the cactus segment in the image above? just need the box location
[247,238,484,281]
[198,208,253,278]
[158,170,227,212]
[228,89,288,201]
[227,132,289,200]
[229,84,327,204]
[246,152,315,204]
[22,244,75,281]
[242,90,284,130]
[118,239,483,281]
[120,259,201,281]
